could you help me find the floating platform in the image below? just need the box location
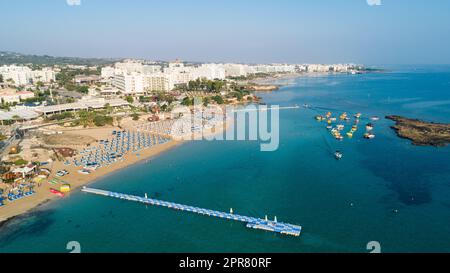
[81,187,302,237]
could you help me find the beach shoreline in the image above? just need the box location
[0,139,184,224]
[0,115,232,225]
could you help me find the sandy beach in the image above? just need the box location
[0,137,182,223]
[0,114,230,224]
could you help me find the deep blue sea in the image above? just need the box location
[1,66,450,253]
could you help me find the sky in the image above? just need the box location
[1,0,450,64]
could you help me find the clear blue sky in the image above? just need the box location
[1,0,450,64]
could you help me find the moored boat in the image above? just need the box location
[315,115,326,121]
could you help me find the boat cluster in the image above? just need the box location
[315,112,377,141]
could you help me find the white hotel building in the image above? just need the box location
[108,60,303,95]
[0,65,55,85]
[113,72,145,94]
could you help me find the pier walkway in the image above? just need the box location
[81,187,302,237]
[232,105,300,112]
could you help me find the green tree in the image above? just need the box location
[212,95,224,105]
[77,85,89,94]
[14,159,28,166]
[203,97,210,107]
[36,81,44,88]
[181,97,193,106]
[125,96,134,104]
[232,91,243,101]
[93,115,113,127]
[104,103,113,114]
[131,113,140,121]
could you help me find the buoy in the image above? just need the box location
[230,208,234,214]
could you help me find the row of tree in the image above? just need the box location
[181,95,225,106]
[177,78,227,93]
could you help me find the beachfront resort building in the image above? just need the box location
[306,64,354,73]
[220,64,255,77]
[192,64,226,80]
[253,64,297,74]
[108,60,344,94]
[101,66,115,79]
[114,61,162,75]
[143,73,174,92]
[0,65,56,86]
[113,72,145,94]
[113,72,174,94]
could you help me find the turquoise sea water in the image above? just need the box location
[1,66,450,253]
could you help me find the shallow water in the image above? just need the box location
[1,66,450,253]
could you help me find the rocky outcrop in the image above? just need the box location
[386,115,450,147]
[245,84,280,92]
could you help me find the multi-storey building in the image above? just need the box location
[0,65,55,85]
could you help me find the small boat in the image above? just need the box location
[50,188,65,198]
[336,125,345,131]
[315,115,326,121]
[366,123,374,131]
[354,113,362,119]
[364,133,376,139]
[347,132,353,138]
[370,116,380,121]
[334,151,343,160]
[326,125,333,130]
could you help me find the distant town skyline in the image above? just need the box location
[1,0,450,65]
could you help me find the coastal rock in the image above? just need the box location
[245,84,280,92]
[386,115,450,147]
